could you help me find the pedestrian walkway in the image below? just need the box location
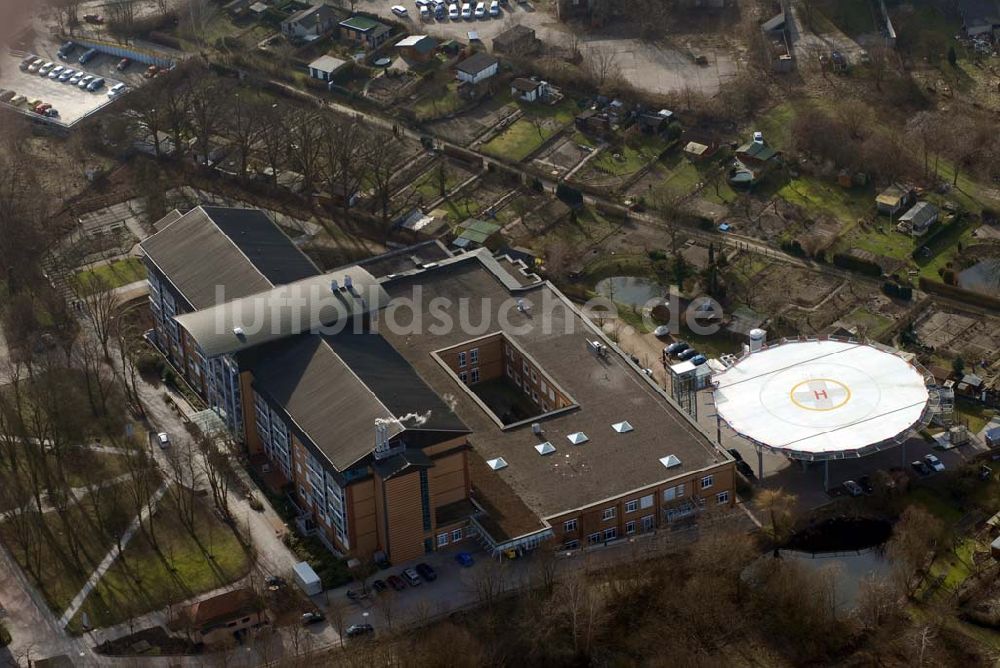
[57,483,169,628]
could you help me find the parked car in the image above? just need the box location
[386,575,406,591]
[156,432,170,448]
[264,575,286,588]
[345,623,374,638]
[0,90,15,102]
[144,65,159,78]
[45,108,59,118]
[301,611,325,625]
[391,4,408,15]
[57,42,75,59]
[665,341,689,356]
[371,579,388,593]
[20,56,40,71]
[434,4,445,18]
[47,65,64,79]
[489,0,500,15]
[108,82,127,97]
[117,58,131,71]
[33,103,51,114]
[78,48,98,65]
[843,480,863,497]
[83,13,105,23]
[59,69,76,82]
[653,325,671,338]
[38,62,55,75]
[69,72,84,85]
[455,552,474,567]
[924,454,945,472]
[461,2,472,18]
[474,1,486,16]
[690,354,708,366]
[677,348,700,361]
[448,3,459,18]
[911,460,931,476]
[419,5,430,18]
[87,77,106,92]
[9,95,26,106]
[401,568,422,587]
[415,563,437,582]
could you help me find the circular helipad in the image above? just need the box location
[712,340,931,459]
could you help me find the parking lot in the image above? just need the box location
[360,0,739,95]
[0,44,141,126]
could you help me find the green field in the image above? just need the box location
[592,136,668,177]
[481,100,576,162]
[412,82,465,121]
[70,490,250,632]
[74,258,145,292]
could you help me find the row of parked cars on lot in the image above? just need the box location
[660,336,708,366]
[392,0,522,21]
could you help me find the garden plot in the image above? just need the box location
[426,98,518,146]
[531,134,598,179]
[434,176,518,225]
[391,158,481,213]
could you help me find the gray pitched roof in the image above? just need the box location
[248,330,467,471]
[140,206,318,309]
[456,52,498,76]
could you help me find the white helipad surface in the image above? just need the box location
[713,340,930,458]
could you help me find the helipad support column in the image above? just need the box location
[901,440,906,467]
[757,445,763,480]
[824,460,829,491]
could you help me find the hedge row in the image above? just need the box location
[918,277,1000,311]
[833,252,882,276]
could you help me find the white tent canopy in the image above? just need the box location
[713,340,930,459]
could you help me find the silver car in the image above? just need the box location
[78,74,94,89]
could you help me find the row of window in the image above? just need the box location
[436,528,464,547]
[457,348,479,369]
[458,368,480,384]
[564,484,727,534]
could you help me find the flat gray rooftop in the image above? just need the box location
[379,252,724,521]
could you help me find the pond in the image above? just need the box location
[594,276,667,307]
[779,517,894,612]
[958,259,1000,296]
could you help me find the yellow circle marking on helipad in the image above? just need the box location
[789,378,851,412]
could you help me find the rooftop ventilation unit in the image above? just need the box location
[233,326,245,339]
[567,432,588,445]
[344,275,353,291]
[486,457,508,471]
[612,421,634,433]
[535,442,555,456]
[330,279,339,292]
[587,340,608,358]
[516,298,530,313]
[531,422,542,435]
[422,262,440,269]
[659,454,682,469]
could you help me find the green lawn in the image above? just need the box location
[481,119,557,161]
[842,307,894,339]
[955,399,995,434]
[592,136,668,177]
[482,100,577,162]
[0,481,144,619]
[812,0,875,36]
[0,447,132,510]
[413,162,469,202]
[74,258,145,292]
[412,82,464,121]
[776,176,873,227]
[908,485,964,525]
[70,490,251,632]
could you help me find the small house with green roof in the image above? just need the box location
[339,15,392,50]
